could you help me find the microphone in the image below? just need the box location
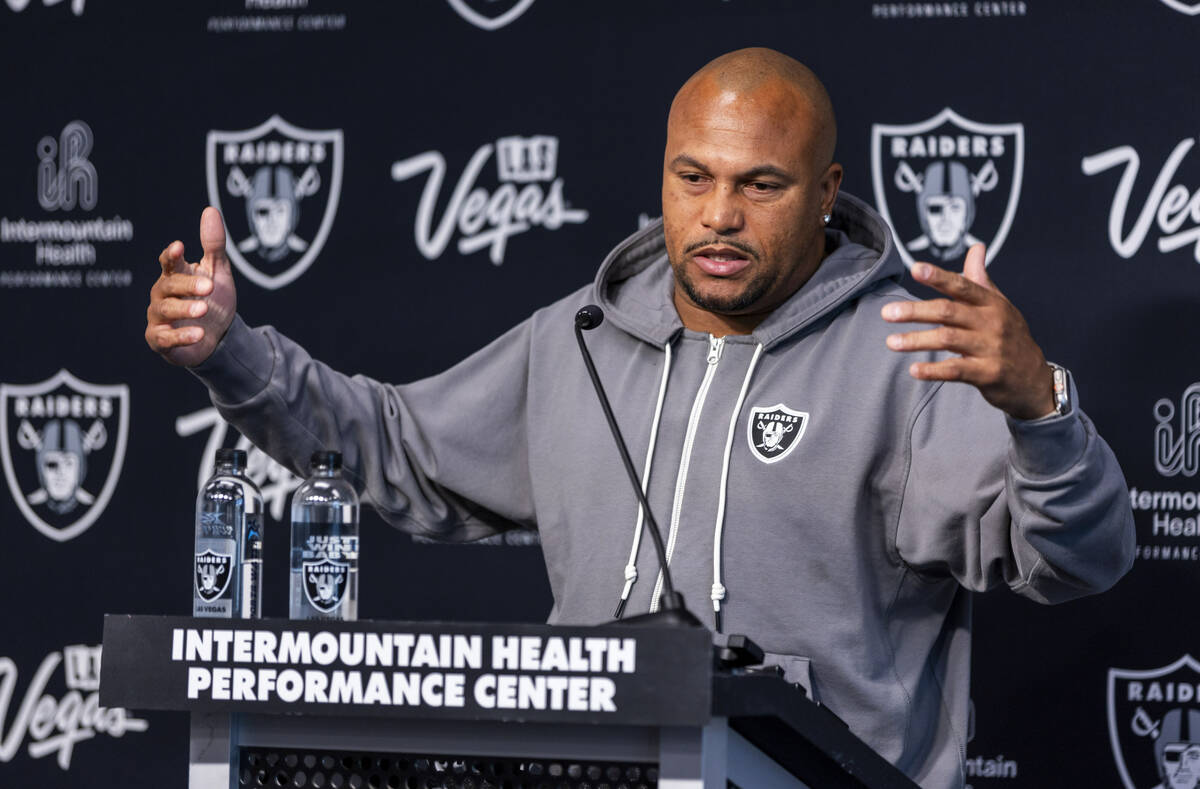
[574,305,700,627]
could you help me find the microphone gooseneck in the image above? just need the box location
[574,305,699,627]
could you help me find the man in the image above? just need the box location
[145,48,1134,788]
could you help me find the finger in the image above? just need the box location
[199,206,227,274]
[910,261,990,305]
[881,298,972,327]
[158,241,186,275]
[907,357,999,386]
[146,323,205,350]
[157,273,214,298]
[886,326,983,355]
[150,297,208,323]
[961,243,992,290]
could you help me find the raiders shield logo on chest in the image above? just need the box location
[746,404,809,464]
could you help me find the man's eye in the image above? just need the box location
[748,182,779,192]
[681,173,706,184]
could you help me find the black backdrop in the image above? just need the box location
[2,2,1199,786]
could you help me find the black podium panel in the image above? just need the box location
[100,615,919,789]
[100,615,713,727]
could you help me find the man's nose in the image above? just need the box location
[701,183,744,235]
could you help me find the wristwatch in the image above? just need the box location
[1048,362,1071,416]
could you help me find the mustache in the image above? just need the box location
[684,238,759,259]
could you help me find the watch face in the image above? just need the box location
[1051,365,1070,415]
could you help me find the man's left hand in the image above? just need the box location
[881,243,1056,421]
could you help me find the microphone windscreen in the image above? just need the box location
[574,305,604,330]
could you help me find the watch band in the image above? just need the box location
[1048,362,1070,416]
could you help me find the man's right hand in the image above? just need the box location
[146,206,238,367]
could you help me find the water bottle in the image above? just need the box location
[193,448,264,618]
[290,450,359,620]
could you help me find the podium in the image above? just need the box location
[100,615,918,789]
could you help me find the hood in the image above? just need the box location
[592,191,903,350]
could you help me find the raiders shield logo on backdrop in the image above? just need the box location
[194,549,233,602]
[446,0,536,30]
[304,558,350,613]
[1160,0,1200,15]
[1109,655,1200,788]
[871,108,1024,269]
[206,115,344,290]
[746,404,808,464]
[0,370,129,542]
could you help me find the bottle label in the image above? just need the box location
[302,558,350,613]
[302,534,358,561]
[198,509,234,538]
[243,513,264,563]
[194,549,233,602]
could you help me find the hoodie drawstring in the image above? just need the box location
[613,338,764,632]
[711,343,763,632]
[613,342,672,619]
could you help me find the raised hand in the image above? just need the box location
[145,207,237,367]
[881,243,1055,421]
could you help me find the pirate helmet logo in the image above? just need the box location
[1,370,129,542]
[194,549,233,602]
[303,558,350,613]
[747,404,809,465]
[1109,655,1200,788]
[446,0,536,30]
[206,115,344,290]
[871,108,1024,269]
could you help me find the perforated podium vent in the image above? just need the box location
[237,747,659,789]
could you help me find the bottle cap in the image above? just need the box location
[215,448,247,469]
[311,450,342,471]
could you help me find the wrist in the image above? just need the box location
[1007,363,1057,421]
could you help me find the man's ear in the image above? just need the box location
[820,162,843,215]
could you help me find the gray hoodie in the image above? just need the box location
[192,191,1135,788]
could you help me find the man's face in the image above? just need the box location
[1164,743,1200,789]
[252,198,292,249]
[41,451,80,501]
[662,81,840,327]
[922,194,969,247]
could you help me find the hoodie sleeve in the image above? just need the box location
[188,314,537,542]
[894,373,1136,603]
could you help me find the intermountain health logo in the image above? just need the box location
[391,134,588,265]
[207,115,344,289]
[205,0,347,33]
[872,108,1024,269]
[1109,656,1200,788]
[446,0,535,29]
[0,120,135,289]
[0,370,129,542]
[1128,384,1200,564]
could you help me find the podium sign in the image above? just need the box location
[100,614,713,727]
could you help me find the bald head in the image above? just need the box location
[660,48,845,336]
[671,48,837,169]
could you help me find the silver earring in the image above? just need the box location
[822,213,831,224]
